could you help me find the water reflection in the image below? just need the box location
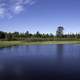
[56,44,64,58]
[56,44,64,67]
[0,45,80,80]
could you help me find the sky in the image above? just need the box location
[0,0,80,34]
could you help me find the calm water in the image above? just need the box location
[0,44,80,80]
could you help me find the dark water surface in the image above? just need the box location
[0,44,80,80]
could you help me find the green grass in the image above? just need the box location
[0,41,80,48]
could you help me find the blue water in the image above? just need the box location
[0,44,80,80]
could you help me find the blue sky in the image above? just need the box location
[0,0,80,34]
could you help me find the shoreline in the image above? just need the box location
[0,41,80,48]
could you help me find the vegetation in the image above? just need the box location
[0,41,80,48]
[0,26,80,47]
[0,30,80,41]
[56,26,64,37]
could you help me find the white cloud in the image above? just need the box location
[0,0,35,18]
[0,8,5,17]
[14,5,24,14]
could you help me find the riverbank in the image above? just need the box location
[0,41,80,48]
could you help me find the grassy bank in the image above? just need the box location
[0,41,80,48]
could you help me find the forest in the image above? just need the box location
[0,27,80,41]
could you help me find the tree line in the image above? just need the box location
[0,31,54,41]
[0,30,80,41]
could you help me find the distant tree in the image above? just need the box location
[35,31,41,38]
[46,33,49,38]
[19,33,25,38]
[25,31,29,34]
[49,33,54,37]
[56,26,64,37]
[13,32,19,37]
[0,31,5,39]
[41,33,46,38]
[25,31,29,37]
[7,33,13,40]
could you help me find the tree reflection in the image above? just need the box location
[56,44,64,66]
